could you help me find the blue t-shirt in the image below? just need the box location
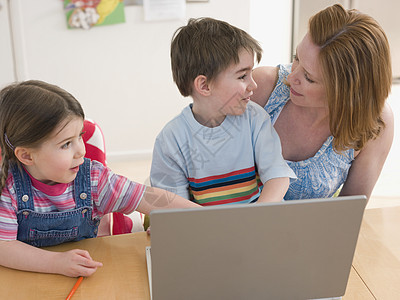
[150,101,296,205]
[265,64,354,200]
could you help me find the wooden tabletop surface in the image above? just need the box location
[0,205,399,299]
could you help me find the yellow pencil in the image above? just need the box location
[65,276,83,300]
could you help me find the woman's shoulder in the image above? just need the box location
[251,66,279,107]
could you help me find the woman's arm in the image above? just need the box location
[136,186,201,215]
[0,240,102,277]
[251,66,279,108]
[340,103,394,200]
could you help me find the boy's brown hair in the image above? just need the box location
[171,17,262,97]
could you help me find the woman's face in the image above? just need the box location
[287,33,327,108]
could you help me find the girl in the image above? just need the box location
[0,80,200,277]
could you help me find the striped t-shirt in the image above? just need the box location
[150,101,296,206]
[0,160,145,241]
[188,167,263,206]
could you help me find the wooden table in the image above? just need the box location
[0,206,399,299]
[0,232,151,299]
[348,205,400,299]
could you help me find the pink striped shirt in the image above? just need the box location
[0,160,145,240]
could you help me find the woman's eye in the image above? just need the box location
[304,73,314,83]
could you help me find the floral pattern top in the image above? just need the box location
[264,64,354,200]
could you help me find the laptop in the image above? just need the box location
[146,195,367,300]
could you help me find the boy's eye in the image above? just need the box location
[239,74,247,80]
[293,54,299,62]
[79,131,86,139]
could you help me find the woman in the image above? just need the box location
[251,4,394,200]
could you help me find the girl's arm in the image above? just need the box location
[340,103,394,200]
[0,240,102,277]
[136,186,201,215]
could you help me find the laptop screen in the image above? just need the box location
[148,196,366,300]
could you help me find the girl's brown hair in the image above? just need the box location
[0,80,85,193]
[309,4,392,152]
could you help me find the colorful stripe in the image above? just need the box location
[0,161,144,241]
[188,166,262,206]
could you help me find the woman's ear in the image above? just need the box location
[193,75,211,96]
[14,147,34,165]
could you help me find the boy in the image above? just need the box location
[150,18,295,205]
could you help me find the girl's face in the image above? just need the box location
[26,116,86,185]
[287,33,327,108]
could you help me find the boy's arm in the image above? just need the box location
[0,240,102,277]
[150,133,191,199]
[250,103,296,197]
[257,177,289,203]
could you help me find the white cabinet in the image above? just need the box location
[0,0,16,88]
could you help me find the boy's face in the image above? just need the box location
[208,49,257,120]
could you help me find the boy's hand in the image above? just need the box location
[55,249,103,277]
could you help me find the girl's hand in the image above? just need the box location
[55,249,103,277]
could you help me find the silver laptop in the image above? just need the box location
[146,196,367,300]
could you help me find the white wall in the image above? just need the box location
[249,0,292,67]
[6,0,292,161]
[0,0,15,85]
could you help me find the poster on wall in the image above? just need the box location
[64,0,126,30]
[143,0,185,21]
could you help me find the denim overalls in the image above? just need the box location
[13,158,100,247]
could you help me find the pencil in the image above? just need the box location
[65,276,83,300]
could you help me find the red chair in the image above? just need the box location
[83,119,144,235]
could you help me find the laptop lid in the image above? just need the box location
[149,195,367,300]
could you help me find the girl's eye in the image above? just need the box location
[61,141,71,149]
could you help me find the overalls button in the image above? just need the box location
[80,193,87,200]
[22,195,29,202]
[82,209,88,214]
[23,211,29,216]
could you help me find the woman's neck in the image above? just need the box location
[287,100,329,130]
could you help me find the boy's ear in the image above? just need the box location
[14,147,34,165]
[193,75,211,96]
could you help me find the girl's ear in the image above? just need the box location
[14,147,34,165]
[193,75,211,96]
